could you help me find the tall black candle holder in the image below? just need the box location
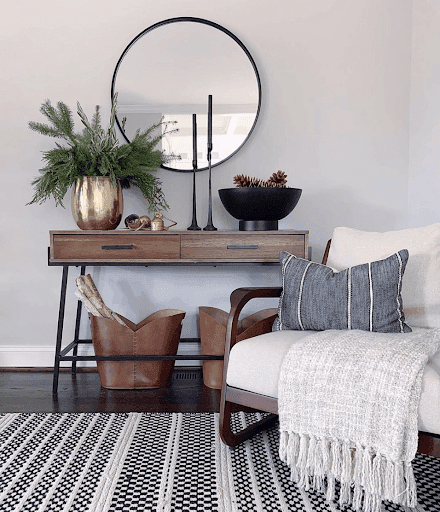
[187,114,201,230]
[203,95,217,231]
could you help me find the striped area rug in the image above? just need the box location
[0,412,438,511]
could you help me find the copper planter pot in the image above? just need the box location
[71,176,123,230]
[90,309,185,389]
[199,306,278,389]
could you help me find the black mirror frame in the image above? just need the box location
[111,17,262,173]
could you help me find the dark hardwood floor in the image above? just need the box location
[0,368,219,414]
[0,368,439,458]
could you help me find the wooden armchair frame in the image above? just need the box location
[219,286,281,446]
[218,241,440,458]
[218,241,332,447]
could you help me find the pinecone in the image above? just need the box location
[248,176,266,187]
[267,170,288,188]
[233,174,265,187]
[233,174,250,187]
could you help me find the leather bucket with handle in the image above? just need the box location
[198,306,278,389]
[90,309,185,389]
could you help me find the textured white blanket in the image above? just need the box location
[278,328,440,512]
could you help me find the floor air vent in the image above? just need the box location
[173,370,201,381]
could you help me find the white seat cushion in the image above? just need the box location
[226,329,440,435]
[227,330,315,398]
[326,224,440,329]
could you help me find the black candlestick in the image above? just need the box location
[187,114,201,230]
[207,94,212,151]
[204,95,217,231]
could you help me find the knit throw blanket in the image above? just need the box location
[278,328,440,512]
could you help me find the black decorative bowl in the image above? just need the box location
[218,187,302,230]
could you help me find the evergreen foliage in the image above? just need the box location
[28,94,179,211]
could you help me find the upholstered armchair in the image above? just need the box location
[219,224,440,454]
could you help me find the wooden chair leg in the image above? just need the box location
[219,398,278,447]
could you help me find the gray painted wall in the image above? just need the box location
[0,0,437,365]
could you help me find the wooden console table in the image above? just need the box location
[49,229,309,394]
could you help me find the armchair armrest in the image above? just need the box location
[219,286,281,446]
[228,287,282,339]
[229,287,283,309]
[223,286,282,369]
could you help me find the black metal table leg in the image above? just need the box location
[52,265,69,395]
[72,266,86,376]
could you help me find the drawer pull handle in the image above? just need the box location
[227,244,259,250]
[101,244,134,250]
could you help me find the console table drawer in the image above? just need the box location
[49,230,308,264]
[181,234,306,260]
[51,233,180,261]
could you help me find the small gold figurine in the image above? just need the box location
[124,214,151,230]
[124,214,140,229]
[125,212,176,231]
[138,215,151,229]
[151,213,165,231]
[151,212,177,231]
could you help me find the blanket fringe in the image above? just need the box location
[279,432,418,512]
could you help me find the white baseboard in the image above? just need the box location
[0,342,202,368]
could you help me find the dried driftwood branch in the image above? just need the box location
[75,274,129,327]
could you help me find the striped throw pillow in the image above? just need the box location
[273,249,412,333]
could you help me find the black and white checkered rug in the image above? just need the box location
[0,412,438,511]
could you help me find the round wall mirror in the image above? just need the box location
[111,17,261,172]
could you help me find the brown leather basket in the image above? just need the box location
[90,309,185,389]
[198,306,278,389]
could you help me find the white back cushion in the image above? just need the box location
[326,224,440,328]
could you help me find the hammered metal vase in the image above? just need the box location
[71,176,123,230]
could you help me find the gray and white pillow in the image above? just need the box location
[273,249,411,333]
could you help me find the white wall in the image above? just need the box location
[408,0,440,226]
[0,0,419,364]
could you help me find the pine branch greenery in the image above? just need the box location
[27,94,179,211]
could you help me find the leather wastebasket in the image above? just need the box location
[90,309,185,389]
[199,307,278,389]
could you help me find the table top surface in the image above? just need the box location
[50,229,309,235]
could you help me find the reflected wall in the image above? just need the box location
[111,18,261,171]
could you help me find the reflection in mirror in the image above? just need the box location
[112,18,261,171]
